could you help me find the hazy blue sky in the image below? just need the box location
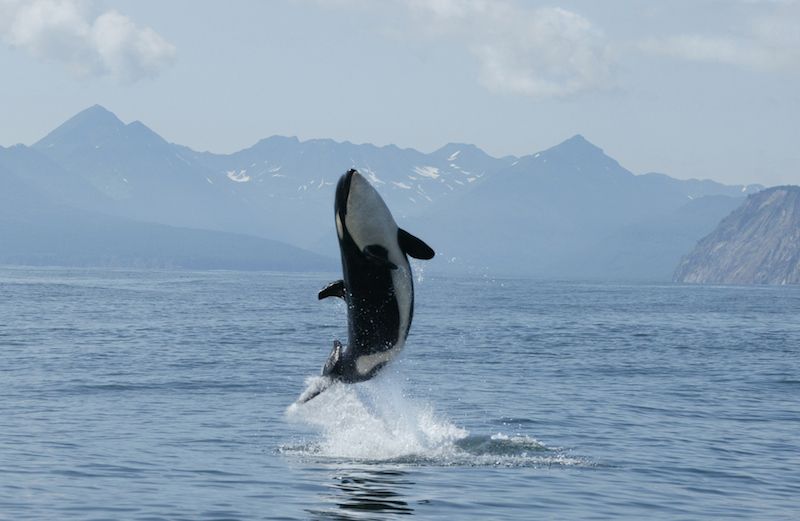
[1,0,799,186]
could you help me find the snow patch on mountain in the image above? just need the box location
[362,167,384,185]
[174,153,191,166]
[414,166,440,179]
[226,170,251,183]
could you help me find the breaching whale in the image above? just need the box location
[296,169,434,404]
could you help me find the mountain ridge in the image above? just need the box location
[2,105,770,278]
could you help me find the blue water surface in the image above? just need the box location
[1,267,799,520]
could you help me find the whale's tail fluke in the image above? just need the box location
[295,375,334,405]
[295,340,345,405]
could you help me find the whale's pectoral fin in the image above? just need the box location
[398,228,435,260]
[363,245,398,269]
[318,279,345,300]
[322,340,343,377]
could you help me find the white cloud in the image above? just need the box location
[640,5,800,71]
[403,1,613,99]
[0,0,176,82]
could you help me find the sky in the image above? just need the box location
[1,0,799,186]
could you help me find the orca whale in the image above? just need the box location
[296,169,434,404]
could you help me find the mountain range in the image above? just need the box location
[1,105,765,278]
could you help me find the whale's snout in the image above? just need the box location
[335,169,358,216]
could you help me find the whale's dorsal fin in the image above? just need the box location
[363,245,398,269]
[398,228,435,260]
[318,279,345,300]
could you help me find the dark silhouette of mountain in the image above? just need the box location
[2,106,766,277]
[674,186,800,284]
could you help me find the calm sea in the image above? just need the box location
[1,267,798,520]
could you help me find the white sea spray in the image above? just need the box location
[284,370,583,467]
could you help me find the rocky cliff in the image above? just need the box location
[674,186,800,284]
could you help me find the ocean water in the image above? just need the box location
[1,266,799,520]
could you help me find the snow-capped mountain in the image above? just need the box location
[0,143,333,270]
[29,105,515,251]
[414,134,762,278]
[1,105,766,279]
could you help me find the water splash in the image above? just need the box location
[283,372,585,468]
[286,372,464,460]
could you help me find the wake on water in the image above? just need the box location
[283,371,585,468]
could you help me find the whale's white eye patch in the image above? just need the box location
[336,213,344,239]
